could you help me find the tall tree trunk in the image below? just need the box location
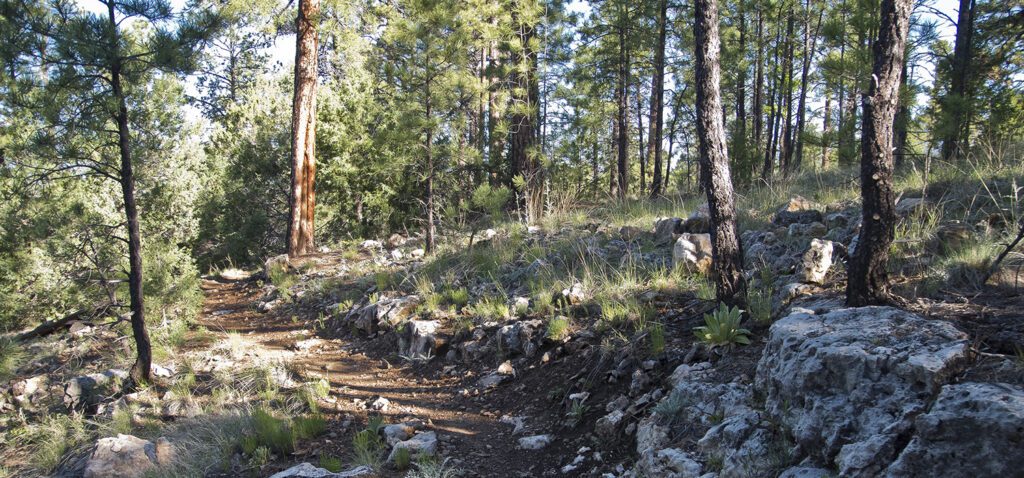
[793,2,823,172]
[637,86,646,192]
[288,0,319,257]
[847,0,912,306]
[940,0,975,161]
[780,12,795,175]
[752,4,764,152]
[108,2,150,386]
[694,0,745,303]
[425,77,436,253]
[616,9,630,199]
[508,12,542,223]
[762,21,782,181]
[894,57,910,168]
[822,89,831,168]
[649,0,668,198]
[735,0,748,156]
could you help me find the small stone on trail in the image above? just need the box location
[518,434,553,450]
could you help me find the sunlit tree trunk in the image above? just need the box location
[288,0,319,257]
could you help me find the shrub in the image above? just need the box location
[694,303,751,347]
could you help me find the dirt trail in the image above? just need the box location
[196,275,604,477]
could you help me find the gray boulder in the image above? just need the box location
[398,320,442,359]
[886,382,1024,478]
[387,431,438,463]
[270,463,373,478]
[654,217,684,244]
[83,434,174,478]
[65,369,129,411]
[756,307,971,477]
[799,239,834,284]
[352,295,421,333]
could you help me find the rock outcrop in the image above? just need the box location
[83,434,174,478]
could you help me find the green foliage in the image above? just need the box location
[293,414,327,440]
[407,457,463,478]
[649,322,666,356]
[352,428,385,469]
[695,304,752,347]
[466,296,510,322]
[566,399,589,427]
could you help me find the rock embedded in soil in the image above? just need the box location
[83,434,174,478]
[756,306,971,477]
[387,431,438,463]
[269,462,373,478]
[885,382,1024,477]
[64,369,128,411]
[517,434,553,450]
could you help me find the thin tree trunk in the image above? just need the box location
[637,86,647,192]
[735,0,748,156]
[793,2,823,172]
[780,12,795,175]
[288,0,319,257]
[425,76,436,253]
[649,0,668,198]
[753,4,764,152]
[108,3,150,386]
[822,89,831,168]
[940,0,975,161]
[616,8,630,199]
[762,20,782,181]
[847,0,912,306]
[694,0,745,303]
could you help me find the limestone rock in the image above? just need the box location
[387,431,437,463]
[799,239,834,284]
[269,463,373,478]
[886,382,1024,477]
[65,369,129,411]
[398,320,441,359]
[756,307,971,477]
[353,295,421,334]
[83,434,173,478]
[382,424,416,446]
[672,233,712,274]
[654,217,683,244]
[894,197,926,217]
[518,434,553,450]
[596,410,625,438]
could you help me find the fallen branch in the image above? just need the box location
[984,221,1024,285]
[16,304,115,342]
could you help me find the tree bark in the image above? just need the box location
[847,0,912,306]
[822,89,831,168]
[637,86,646,192]
[780,12,795,175]
[107,2,150,386]
[694,0,745,303]
[793,2,823,172]
[649,0,668,198]
[425,75,436,253]
[615,7,630,199]
[752,5,764,153]
[288,0,319,257]
[508,11,543,223]
[940,0,975,161]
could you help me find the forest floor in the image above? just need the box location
[197,265,648,477]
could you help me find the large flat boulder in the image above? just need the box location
[756,307,971,477]
[83,434,173,478]
[886,382,1024,477]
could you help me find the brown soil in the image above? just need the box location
[195,271,720,477]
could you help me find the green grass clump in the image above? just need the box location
[293,414,327,440]
[407,457,463,478]
[443,287,470,308]
[27,414,88,473]
[546,315,571,341]
[0,337,25,381]
[352,429,385,469]
[247,408,294,455]
[649,322,666,356]
[694,303,751,347]
[319,455,344,472]
[393,446,412,470]
[466,296,510,322]
[267,263,298,290]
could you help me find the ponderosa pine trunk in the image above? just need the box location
[694,0,745,303]
[847,0,912,306]
[793,2,823,172]
[649,0,668,198]
[780,12,795,175]
[940,0,975,161]
[637,87,647,192]
[108,2,151,386]
[508,11,543,223]
[288,0,319,257]
[615,10,629,199]
[752,5,764,153]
